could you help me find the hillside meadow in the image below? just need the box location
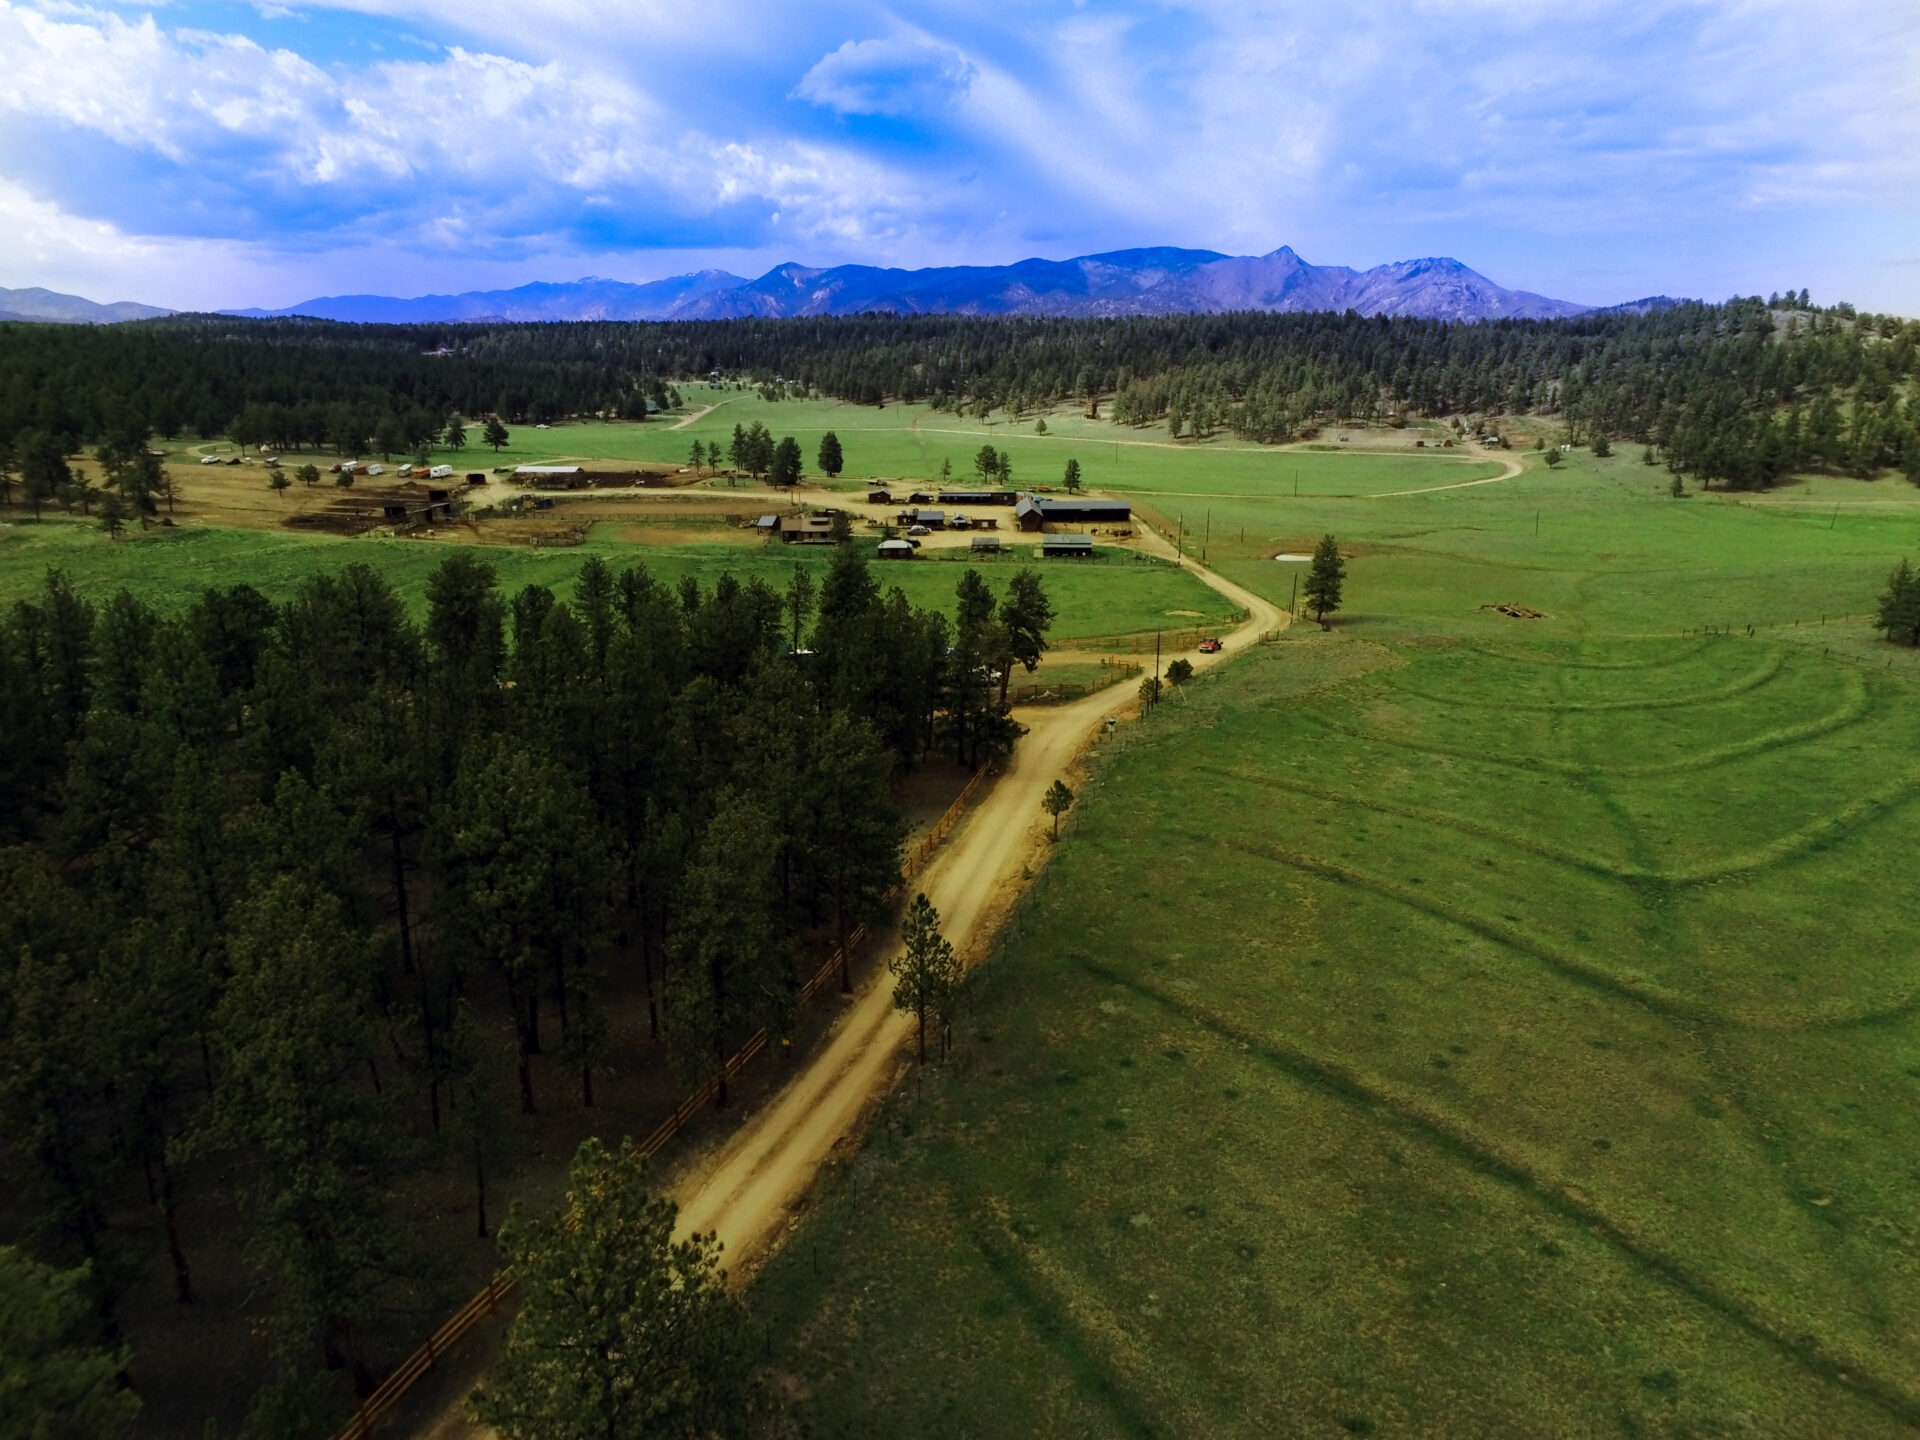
[750,448,1920,1436]
[0,516,1238,644]
[188,390,1503,498]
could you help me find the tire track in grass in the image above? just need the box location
[1191,765,1920,886]
[1390,649,1786,712]
[1463,638,1712,670]
[1307,667,1871,779]
[1174,830,1920,1031]
[949,1187,1185,1440]
[1088,963,1920,1434]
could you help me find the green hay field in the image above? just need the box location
[0,518,1239,643]
[750,451,1920,1436]
[220,391,1501,497]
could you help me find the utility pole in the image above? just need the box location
[1175,514,1185,567]
[1153,631,1162,709]
[1289,573,1299,618]
[1203,509,1210,561]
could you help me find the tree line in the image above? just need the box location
[0,542,1053,1435]
[1,299,1915,492]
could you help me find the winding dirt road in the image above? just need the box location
[414,537,1281,1440]
[667,535,1283,1263]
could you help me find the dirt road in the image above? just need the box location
[413,539,1281,1440]
[1373,450,1526,496]
[667,534,1282,1262]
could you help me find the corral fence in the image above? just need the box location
[1008,663,1141,705]
[333,766,997,1439]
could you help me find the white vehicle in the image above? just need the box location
[366,464,385,476]
[907,524,931,537]
[429,464,454,479]
[199,455,221,465]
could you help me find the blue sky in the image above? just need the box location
[2,0,1917,313]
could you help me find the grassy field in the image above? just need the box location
[0,517,1240,642]
[750,451,1920,1436]
[179,391,1502,498]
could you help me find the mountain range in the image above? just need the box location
[233,247,1600,324]
[0,286,175,324]
[6,248,1686,326]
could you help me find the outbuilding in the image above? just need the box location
[778,514,838,544]
[1015,495,1131,531]
[938,490,1018,506]
[1041,534,1096,559]
[877,539,917,560]
[970,534,1003,555]
[895,508,946,529]
[868,489,893,504]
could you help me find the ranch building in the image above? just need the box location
[1041,534,1096,559]
[876,538,917,560]
[1015,495,1132,531]
[778,514,838,544]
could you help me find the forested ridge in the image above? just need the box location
[0,541,1051,1435]
[1,298,1916,491]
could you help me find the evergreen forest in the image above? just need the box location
[0,541,1045,1433]
[1,298,1917,493]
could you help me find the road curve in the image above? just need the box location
[413,539,1283,1440]
[668,533,1283,1262]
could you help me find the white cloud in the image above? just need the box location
[1,0,1918,310]
[796,36,975,117]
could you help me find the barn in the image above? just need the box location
[1041,534,1096,559]
[1015,496,1132,531]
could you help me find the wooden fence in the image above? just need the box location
[903,765,991,881]
[331,764,998,1438]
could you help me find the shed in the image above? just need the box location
[896,508,945,529]
[970,534,1003,554]
[1041,534,1096,558]
[466,473,486,485]
[868,489,893,504]
[877,539,917,560]
[753,514,780,534]
[938,490,1018,506]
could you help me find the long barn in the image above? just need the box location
[1015,495,1132,531]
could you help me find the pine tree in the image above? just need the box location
[1042,779,1074,840]
[1303,533,1346,630]
[483,415,510,452]
[0,1248,140,1439]
[667,790,789,1105]
[769,435,803,487]
[817,430,843,476]
[1063,458,1081,493]
[891,893,959,1062]
[472,1138,755,1440]
[1876,558,1920,645]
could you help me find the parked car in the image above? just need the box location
[907,524,931,537]
[1197,637,1223,653]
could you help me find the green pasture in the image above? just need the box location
[753,452,1920,1435]
[223,392,1499,498]
[0,518,1237,643]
